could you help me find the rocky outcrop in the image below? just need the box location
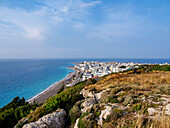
[94,90,107,101]
[80,89,94,99]
[22,109,66,128]
[98,104,118,126]
[77,87,170,127]
[81,98,97,113]
[81,88,110,102]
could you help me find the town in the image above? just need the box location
[67,61,169,87]
[74,61,140,81]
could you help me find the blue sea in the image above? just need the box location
[0,58,170,108]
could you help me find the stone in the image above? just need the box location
[80,89,94,99]
[98,105,113,126]
[23,109,66,128]
[147,108,158,116]
[94,90,108,102]
[74,118,79,128]
[81,98,96,113]
[165,104,170,116]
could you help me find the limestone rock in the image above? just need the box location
[98,105,113,126]
[23,109,66,128]
[94,90,105,101]
[147,108,158,116]
[81,98,96,113]
[165,104,170,116]
[74,118,79,128]
[80,89,94,99]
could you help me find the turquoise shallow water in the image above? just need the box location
[0,58,170,108]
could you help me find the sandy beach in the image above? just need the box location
[28,72,75,104]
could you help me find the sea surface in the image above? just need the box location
[0,58,170,108]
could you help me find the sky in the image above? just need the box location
[0,0,170,58]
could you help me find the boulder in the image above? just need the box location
[147,108,158,116]
[165,104,170,116]
[94,90,106,101]
[23,109,66,128]
[98,105,113,126]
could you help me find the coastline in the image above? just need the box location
[28,71,75,104]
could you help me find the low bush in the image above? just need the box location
[132,103,142,111]
[78,112,96,128]
[0,97,37,128]
[69,101,82,123]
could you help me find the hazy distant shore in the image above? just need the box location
[28,71,75,104]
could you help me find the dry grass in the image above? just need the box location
[149,108,170,128]
[134,107,170,128]
[85,71,170,128]
[86,72,170,91]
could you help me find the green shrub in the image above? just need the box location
[123,94,134,105]
[78,112,90,128]
[108,96,118,103]
[69,101,82,123]
[139,65,170,72]
[159,85,170,95]
[132,103,142,111]
[57,85,64,93]
[111,87,122,95]
[78,112,96,128]
[25,81,87,125]
[0,97,37,128]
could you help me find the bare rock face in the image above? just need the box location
[81,98,96,113]
[22,109,66,128]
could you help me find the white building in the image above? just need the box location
[82,72,92,81]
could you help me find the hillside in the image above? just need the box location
[80,71,170,128]
[0,65,170,128]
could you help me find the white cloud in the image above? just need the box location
[40,0,102,20]
[24,27,44,41]
[60,0,72,13]
[81,1,102,7]
[0,7,49,43]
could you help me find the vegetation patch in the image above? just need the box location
[0,97,37,128]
